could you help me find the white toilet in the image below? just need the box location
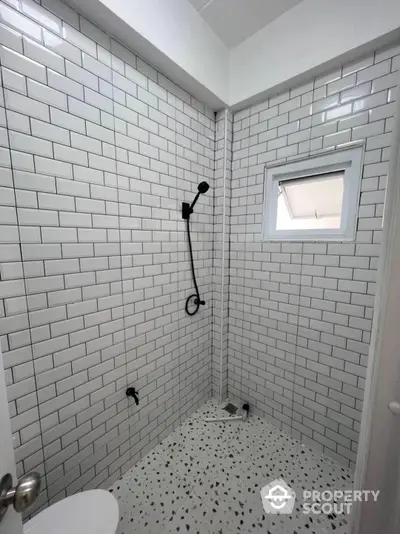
[23,490,119,534]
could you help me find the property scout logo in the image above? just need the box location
[260,478,380,516]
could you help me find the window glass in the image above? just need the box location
[263,146,364,241]
[276,172,344,231]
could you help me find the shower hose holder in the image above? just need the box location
[182,202,193,220]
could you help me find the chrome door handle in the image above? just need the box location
[0,472,41,523]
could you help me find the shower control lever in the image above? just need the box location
[126,387,139,405]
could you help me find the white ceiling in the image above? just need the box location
[188,0,304,48]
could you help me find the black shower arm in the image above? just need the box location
[190,191,201,210]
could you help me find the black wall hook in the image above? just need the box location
[126,387,139,405]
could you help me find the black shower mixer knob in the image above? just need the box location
[126,387,139,405]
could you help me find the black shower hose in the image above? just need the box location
[185,217,205,316]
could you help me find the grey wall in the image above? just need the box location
[0,0,214,512]
[228,44,400,467]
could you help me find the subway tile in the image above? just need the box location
[313,94,340,113]
[323,129,351,148]
[356,60,391,84]
[27,79,68,110]
[353,91,388,112]
[1,67,27,95]
[42,227,77,243]
[54,143,88,166]
[315,68,341,88]
[43,30,81,65]
[5,89,50,121]
[125,64,147,90]
[71,132,101,155]
[0,21,23,52]
[41,0,79,29]
[342,55,374,77]
[62,22,96,57]
[86,122,114,144]
[0,3,41,41]
[10,130,52,157]
[4,109,30,136]
[66,60,99,91]
[338,111,368,131]
[56,176,89,198]
[22,243,61,260]
[327,74,356,96]
[340,82,371,103]
[371,71,400,93]
[23,37,65,74]
[84,87,112,114]
[68,96,100,124]
[21,0,61,34]
[81,16,110,51]
[82,52,111,82]
[31,118,70,145]
[47,69,84,100]
[112,71,136,97]
[0,45,46,83]
[35,155,73,179]
[50,107,85,134]
[38,192,75,212]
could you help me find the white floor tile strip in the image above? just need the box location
[109,399,353,533]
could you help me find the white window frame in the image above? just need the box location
[263,145,364,241]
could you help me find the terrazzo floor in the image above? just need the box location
[109,399,353,533]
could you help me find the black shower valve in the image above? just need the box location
[126,387,139,405]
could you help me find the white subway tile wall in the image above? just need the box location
[0,0,214,511]
[212,110,232,400]
[229,44,400,467]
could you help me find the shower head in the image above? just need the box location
[198,181,209,194]
[182,181,211,219]
[190,181,210,210]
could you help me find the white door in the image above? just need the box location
[0,345,23,534]
[352,87,400,534]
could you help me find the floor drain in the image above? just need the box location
[223,403,238,415]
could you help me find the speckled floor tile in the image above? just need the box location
[109,398,354,534]
[109,450,191,533]
[165,492,239,533]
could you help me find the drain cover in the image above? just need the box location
[223,403,238,415]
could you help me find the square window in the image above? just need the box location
[263,146,364,241]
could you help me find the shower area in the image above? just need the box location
[0,0,398,532]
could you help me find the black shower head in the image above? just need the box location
[198,181,209,194]
[183,181,211,219]
[188,181,210,212]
